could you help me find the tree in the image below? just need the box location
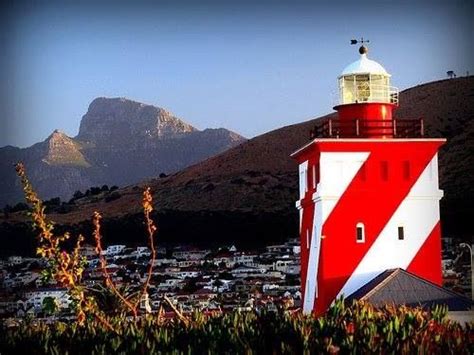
[159,173,167,178]
[42,296,60,316]
[87,283,137,315]
[45,197,61,206]
[73,190,84,200]
[101,185,109,192]
[90,187,102,195]
[44,197,61,213]
[3,204,11,219]
[10,202,29,212]
[57,202,75,214]
[105,191,121,202]
[182,278,199,293]
[213,279,224,288]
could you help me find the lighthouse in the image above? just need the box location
[292,42,446,314]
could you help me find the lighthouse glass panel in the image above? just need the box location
[370,75,390,102]
[356,75,370,102]
[341,76,356,104]
[339,74,394,104]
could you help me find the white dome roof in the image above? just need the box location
[341,53,389,76]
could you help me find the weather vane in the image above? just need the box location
[350,37,370,45]
[350,38,370,54]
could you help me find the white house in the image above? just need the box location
[104,245,126,256]
[8,256,23,265]
[21,288,71,315]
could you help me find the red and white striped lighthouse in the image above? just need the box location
[292,44,446,314]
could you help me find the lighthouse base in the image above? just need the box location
[292,138,446,314]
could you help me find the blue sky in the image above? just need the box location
[1,0,472,147]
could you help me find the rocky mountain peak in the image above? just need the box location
[41,130,89,167]
[77,97,197,144]
[48,129,67,140]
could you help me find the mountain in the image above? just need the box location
[77,97,197,144]
[0,98,246,206]
[1,77,473,255]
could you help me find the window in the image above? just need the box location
[403,161,410,180]
[398,226,405,240]
[356,223,365,243]
[381,161,389,181]
[355,74,371,102]
[299,163,308,197]
[312,164,317,189]
[360,164,367,181]
[305,166,309,192]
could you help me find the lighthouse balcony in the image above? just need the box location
[310,118,425,139]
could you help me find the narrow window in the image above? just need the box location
[398,226,404,240]
[304,167,309,192]
[360,164,367,181]
[381,161,389,181]
[312,164,317,189]
[356,223,365,243]
[403,161,410,180]
[306,229,310,250]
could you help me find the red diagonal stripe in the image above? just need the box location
[407,221,442,285]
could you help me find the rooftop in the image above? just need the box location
[346,268,472,311]
[341,52,389,77]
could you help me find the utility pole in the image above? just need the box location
[459,243,474,302]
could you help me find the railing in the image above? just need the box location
[310,118,425,139]
[338,85,399,106]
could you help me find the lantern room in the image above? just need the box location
[337,46,398,106]
[310,45,423,139]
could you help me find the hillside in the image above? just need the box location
[1,77,473,254]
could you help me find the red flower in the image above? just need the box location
[346,322,355,334]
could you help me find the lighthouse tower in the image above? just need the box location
[292,43,446,314]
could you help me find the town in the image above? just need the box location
[0,238,301,318]
[0,237,471,319]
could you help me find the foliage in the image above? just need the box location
[3,202,30,214]
[104,191,121,203]
[14,163,159,332]
[41,297,60,316]
[1,299,472,354]
[73,190,84,200]
[89,187,102,196]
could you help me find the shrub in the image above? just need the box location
[0,301,472,354]
[13,162,159,330]
[10,202,29,213]
[104,191,121,203]
[57,202,76,214]
[73,190,84,200]
[90,187,102,195]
